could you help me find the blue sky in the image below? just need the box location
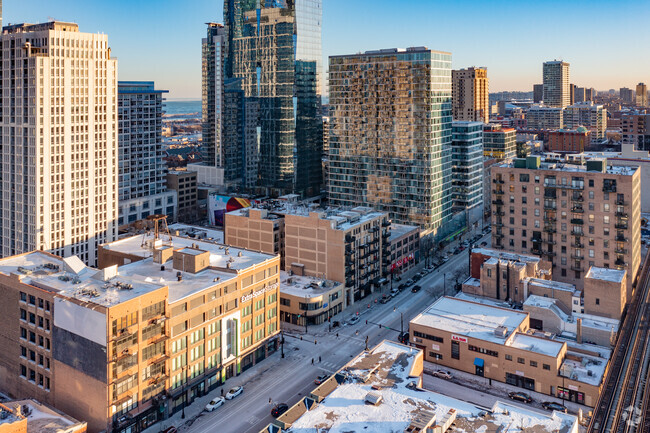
[7,0,650,99]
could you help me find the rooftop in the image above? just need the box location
[1,399,86,433]
[561,344,610,387]
[506,333,564,358]
[411,297,528,344]
[388,223,419,241]
[472,247,542,265]
[280,271,343,297]
[527,277,579,294]
[496,159,638,176]
[585,267,626,283]
[275,340,578,433]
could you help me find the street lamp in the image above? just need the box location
[281,330,285,358]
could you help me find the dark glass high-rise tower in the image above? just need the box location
[221,0,323,196]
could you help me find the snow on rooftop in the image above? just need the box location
[285,341,578,433]
[507,333,564,358]
[388,223,419,241]
[585,266,626,283]
[280,271,343,297]
[463,277,481,287]
[411,297,527,344]
[472,247,541,264]
[527,277,578,293]
[498,158,638,176]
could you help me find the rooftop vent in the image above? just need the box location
[494,326,508,338]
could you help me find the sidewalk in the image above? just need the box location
[423,360,589,415]
[143,347,289,433]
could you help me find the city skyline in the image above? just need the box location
[6,0,650,99]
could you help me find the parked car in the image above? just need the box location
[161,428,178,433]
[442,255,450,263]
[405,279,414,285]
[453,248,461,255]
[380,295,391,304]
[431,370,452,380]
[315,374,331,385]
[541,402,568,413]
[393,275,402,282]
[225,386,243,400]
[205,397,225,412]
[390,288,400,298]
[421,269,430,276]
[411,285,422,293]
[458,246,466,251]
[461,241,469,247]
[508,392,532,403]
[348,316,360,325]
[398,283,407,291]
[271,403,289,418]
[413,274,422,282]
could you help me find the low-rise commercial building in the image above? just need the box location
[279,272,344,326]
[225,204,390,305]
[387,224,420,277]
[261,340,579,433]
[410,297,610,407]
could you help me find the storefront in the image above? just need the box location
[506,372,536,391]
[557,386,585,404]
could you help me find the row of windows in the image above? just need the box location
[20,365,50,390]
[20,328,50,350]
[413,330,444,343]
[19,292,51,311]
[505,354,551,370]
[468,344,498,358]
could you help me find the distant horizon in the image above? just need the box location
[7,1,650,99]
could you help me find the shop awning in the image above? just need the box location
[474,357,484,367]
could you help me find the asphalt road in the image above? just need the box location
[183,232,490,433]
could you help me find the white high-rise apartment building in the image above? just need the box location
[0,22,118,265]
[543,60,570,108]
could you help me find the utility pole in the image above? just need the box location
[400,312,404,336]
[281,330,285,358]
[443,272,446,296]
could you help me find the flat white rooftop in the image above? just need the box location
[586,267,626,283]
[411,297,528,344]
[528,277,579,294]
[388,223,419,241]
[497,159,638,176]
[280,271,343,297]
[507,333,564,358]
[102,232,276,271]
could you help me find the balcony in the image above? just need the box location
[615,223,628,230]
[570,196,584,203]
[571,206,584,213]
[543,226,556,233]
[494,222,504,227]
[543,251,557,257]
[544,217,557,223]
[615,258,627,267]
[493,179,505,184]
[615,248,628,255]
[573,242,585,248]
[572,230,584,237]
[494,232,504,238]
[544,191,557,199]
[544,204,557,210]
[571,254,584,260]
[382,220,390,227]
[603,185,617,193]
[492,199,504,206]
[495,211,505,216]
[345,234,355,243]
[531,248,542,255]
[615,211,628,218]
[543,239,557,245]
[616,198,627,206]
[570,219,584,225]
[616,235,628,242]
[493,189,504,195]
[543,182,557,188]
[571,265,585,272]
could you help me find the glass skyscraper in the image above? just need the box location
[220,0,323,196]
[451,121,484,211]
[328,47,453,235]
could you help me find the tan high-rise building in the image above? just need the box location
[636,83,648,107]
[491,156,640,297]
[452,67,489,123]
[543,61,570,108]
[0,22,118,265]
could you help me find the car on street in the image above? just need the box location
[480,242,488,247]
[390,288,400,297]
[541,402,568,413]
[225,386,243,400]
[205,397,225,412]
[442,255,450,263]
[348,316,360,325]
[394,275,402,282]
[411,285,421,293]
[421,269,430,276]
[453,248,461,255]
[161,428,178,433]
[398,283,407,291]
[315,374,331,385]
[271,403,289,418]
[508,392,532,403]
[413,274,422,282]
[458,246,466,251]
[431,370,452,380]
[380,295,391,304]
[461,241,469,247]
[405,279,414,285]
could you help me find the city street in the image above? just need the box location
[154,232,488,433]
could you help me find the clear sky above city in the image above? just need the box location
[7,0,650,99]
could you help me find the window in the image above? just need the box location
[429,352,443,360]
[505,354,512,361]
[522,219,527,226]
[468,345,498,357]
[413,331,443,343]
[451,341,460,360]
[530,360,538,367]
[517,357,525,364]
[522,197,527,204]
[589,179,594,187]
[543,364,551,370]
[596,298,600,305]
